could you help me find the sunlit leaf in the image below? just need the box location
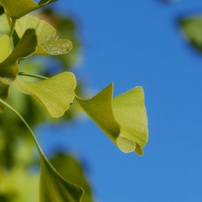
[50,153,94,202]
[0,29,37,84]
[13,72,77,117]
[16,15,72,55]
[38,8,81,67]
[40,154,83,202]
[76,83,148,155]
[180,15,202,52]
[0,0,58,18]
[113,85,148,155]
[0,82,9,113]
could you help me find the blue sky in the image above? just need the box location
[37,1,202,201]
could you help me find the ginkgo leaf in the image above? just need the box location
[0,0,58,18]
[40,153,84,202]
[179,15,202,52]
[113,85,148,155]
[50,153,94,202]
[0,98,84,202]
[16,15,72,55]
[13,72,77,117]
[0,29,37,84]
[76,83,148,155]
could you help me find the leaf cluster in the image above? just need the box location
[0,0,148,201]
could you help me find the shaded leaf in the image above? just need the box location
[50,153,94,202]
[16,15,72,55]
[0,93,83,202]
[0,82,9,113]
[0,29,37,84]
[40,154,83,202]
[76,83,148,155]
[13,72,77,117]
[0,6,4,15]
[0,0,58,18]
[180,15,202,52]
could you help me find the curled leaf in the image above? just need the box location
[0,29,37,84]
[40,153,83,202]
[13,72,77,117]
[0,0,58,18]
[16,15,72,55]
[76,83,148,155]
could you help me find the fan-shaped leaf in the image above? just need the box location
[40,153,83,202]
[50,153,93,202]
[76,83,148,155]
[0,97,83,202]
[16,15,72,55]
[0,29,37,84]
[0,0,58,18]
[13,72,77,117]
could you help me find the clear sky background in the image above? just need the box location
[37,1,202,202]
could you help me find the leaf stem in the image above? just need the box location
[18,72,48,80]
[0,98,44,156]
[9,19,16,38]
[5,13,12,29]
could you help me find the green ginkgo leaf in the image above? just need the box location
[0,0,58,18]
[40,153,84,202]
[0,98,83,202]
[76,83,148,155]
[13,72,77,117]
[15,15,72,55]
[50,153,94,202]
[0,29,37,84]
[180,15,202,52]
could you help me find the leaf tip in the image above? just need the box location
[116,136,136,153]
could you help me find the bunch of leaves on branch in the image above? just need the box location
[0,0,148,201]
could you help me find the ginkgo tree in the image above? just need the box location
[0,0,148,201]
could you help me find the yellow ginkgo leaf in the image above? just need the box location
[16,15,72,55]
[13,72,76,117]
[76,83,148,155]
